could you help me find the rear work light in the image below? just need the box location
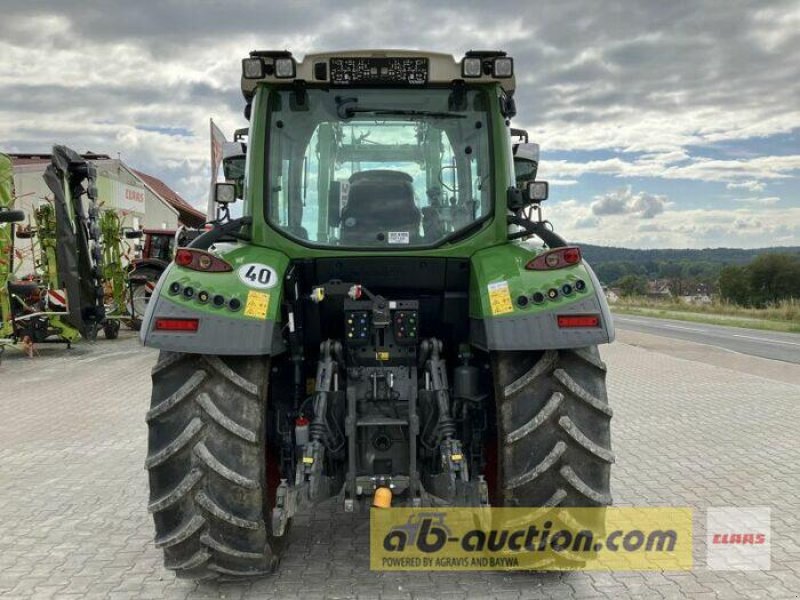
[242,57,265,79]
[557,315,600,328]
[462,51,514,78]
[526,246,582,270]
[274,57,296,78]
[493,57,514,78]
[462,57,482,77]
[174,249,232,272]
[155,318,199,332]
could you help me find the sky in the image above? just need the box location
[1,0,798,249]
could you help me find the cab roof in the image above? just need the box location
[240,49,516,99]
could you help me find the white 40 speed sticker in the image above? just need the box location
[238,263,278,289]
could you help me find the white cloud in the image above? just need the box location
[573,215,600,229]
[545,154,800,184]
[591,186,668,218]
[727,180,766,192]
[0,0,798,244]
[550,204,800,249]
[733,196,781,207]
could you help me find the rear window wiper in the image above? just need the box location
[339,107,466,119]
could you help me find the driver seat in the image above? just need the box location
[340,170,420,244]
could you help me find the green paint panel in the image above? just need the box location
[156,244,289,322]
[469,241,595,318]
[1,153,15,337]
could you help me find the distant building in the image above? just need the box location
[646,279,673,298]
[604,286,620,303]
[680,294,712,305]
[132,169,206,228]
[8,152,205,276]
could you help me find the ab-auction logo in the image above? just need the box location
[382,511,619,554]
[371,507,693,571]
[381,512,522,568]
[383,512,455,553]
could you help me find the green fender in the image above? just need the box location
[469,241,614,350]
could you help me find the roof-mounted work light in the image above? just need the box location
[274,57,296,78]
[493,57,514,78]
[462,51,514,79]
[242,57,265,79]
[462,57,482,78]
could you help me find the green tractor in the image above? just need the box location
[141,50,615,579]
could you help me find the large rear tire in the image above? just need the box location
[492,346,613,517]
[146,352,281,579]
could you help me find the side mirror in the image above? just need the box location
[0,209,25,224]
[222,142,246,200]
[527,181,549,202]
[124,228,143,239]
[214,182,237,205]
[513,142,540,187]
[233,128,249,143]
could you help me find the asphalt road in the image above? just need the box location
[612,313,800,364]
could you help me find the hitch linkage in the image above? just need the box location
[297,339,343,502]
[421,338,469,484]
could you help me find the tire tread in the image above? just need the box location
[146,352,278,580]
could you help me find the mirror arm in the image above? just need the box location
[507,214,568,247]
[189,216,253,251]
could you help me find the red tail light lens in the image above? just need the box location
[526,246,582,270]
[155,318,199,332]
[557,314,600,328]
[175,249,192,266]
[174,249,232,272]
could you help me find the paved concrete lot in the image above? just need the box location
[1,331,799,599]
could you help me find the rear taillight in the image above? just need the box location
[557,314,600,328]
[155,318,199,332]
[526,246,582,270]
[174,249,232,272]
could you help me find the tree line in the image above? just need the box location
[718,254,800,307]
[592,259,721,296]
[585,247,800,307]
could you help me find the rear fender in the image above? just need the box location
[140,244,288,355]
[469,242,614,351]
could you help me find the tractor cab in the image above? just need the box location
[237,50,517,251]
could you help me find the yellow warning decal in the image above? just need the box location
[487,281,514,316]
[244,291,270,319]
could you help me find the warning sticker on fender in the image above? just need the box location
[487,281,514,316]
[244,291,270,319]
